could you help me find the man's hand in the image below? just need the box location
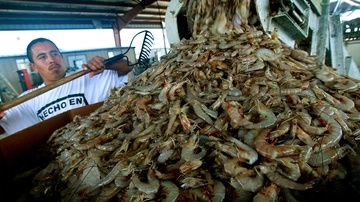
[82,56,106,78]
[0,111,5,119]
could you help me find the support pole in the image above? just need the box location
[316,0,330,64]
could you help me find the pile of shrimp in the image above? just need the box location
[24,0,360,201]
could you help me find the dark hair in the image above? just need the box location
[26,38,61,63]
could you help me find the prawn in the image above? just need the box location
[187,98,214,124]
[210,93,227,110]
[296,126,316,146]
[231,168,264,192]
[333,93,356,112]
[255,48,278,61]
[275,157,301,181]
[290,49,316,64]
[75,133,114,150]
[308,145,351,167]
[132,169,160,194]
[315,113,342,151]
[245,98,276,129]
[253,183,279,202]
[165,100,182,135]
[254,128,310,159]
[212,180,226,202]
[296,117,328,135]
[85,160,127,194]
[158,80,172,104]
[222,102,252,128]
[269,120,291,139]
[224,135,258,165]
[181,132,207,161]
[161,180,180,202]
[169,81,187,100]
[257,164,313,190]
[179,159,202,174]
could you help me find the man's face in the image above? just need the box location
[29,41,66,85]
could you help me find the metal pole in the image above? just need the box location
[316,0,330,64]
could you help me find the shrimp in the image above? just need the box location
[165,100,182,135]
[255,48,278,61]
[308,145,351,167]
[257,164,313,190]
[187,98,214,124]
[179,113,193,132]
[212,180,226,202]
[253,183,279,202]
[229,179,253,201]
[181,132,207,161]
[230,168,264,192]
[254,128,310,159]
[280,87,303,95]
[114,174,131,188]
[223,158,248,176]
[179,177,207,188]
[265,67,283,82]
[245,98,276,129]
[179,159,202,174]
[96,182,121,202]
[296,117,328,135]
[290,49,315,64]
[221,101,251,128]
[275,157,301,181]
[216,142,245,161]
[313,104,352,133]
[169,81,187,100]
[158,80,172,104]
[242,59,265,72]
[134,82,159,92]
[269,120,291,139]
[314,113,342,151]
[329,78,358,91]
[161,180,179,202]
[85,160,127,194]
[296,126,316,146]
[75,133,114,150]
[224,135,258,165]
[315,66,335,82]
[149,61,166,81]
[132,169,160,194]
[326,162,348,181]
[333,93,355,112]
[200,102,218,119]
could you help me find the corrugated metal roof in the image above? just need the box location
[0,0,169,30]
[0,0,359,42]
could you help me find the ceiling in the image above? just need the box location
[0,0,170,31]
[0,0,359,41]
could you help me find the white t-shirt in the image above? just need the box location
[0,69,128,136]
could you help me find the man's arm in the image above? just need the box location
[82,56,133,78]
[0,112,5,134]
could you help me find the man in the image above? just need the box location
[0,38,132,136]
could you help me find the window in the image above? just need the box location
[108,50,122,58]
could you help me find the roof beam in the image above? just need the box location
[115,0,157,29]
